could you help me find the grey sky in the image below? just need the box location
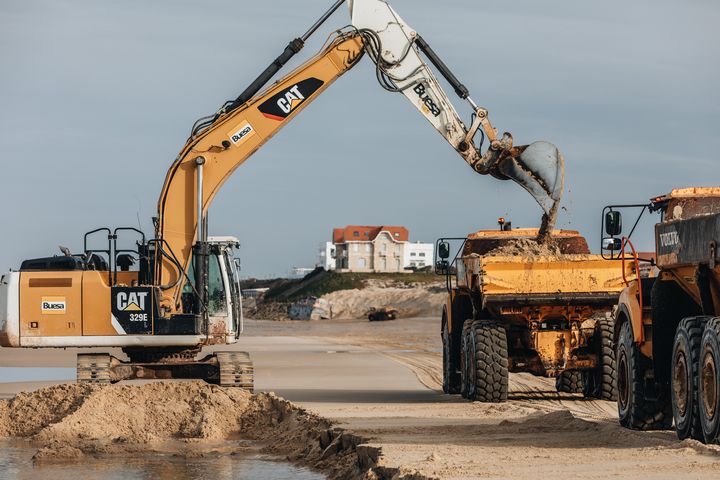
[1,0,718,278]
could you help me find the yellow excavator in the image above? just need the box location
[0,0,564,389]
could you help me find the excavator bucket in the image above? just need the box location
[495,141,565,216]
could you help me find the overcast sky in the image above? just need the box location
[1,0,718,278]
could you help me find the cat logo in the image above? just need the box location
[116,291,148,312]
[258,77,324,121]
[41,297,66,315]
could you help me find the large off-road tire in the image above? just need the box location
[469,320,508,403]
[584,316,618,400]
[699,317,720,443]
[672,316,708,441]
[556,370,583,394]
[442,316,461,394]
[460,321,473,399]
[616,319,673,430]
[465,322,479,400]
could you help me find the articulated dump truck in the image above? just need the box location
[436,228,633,402]
[603,187,720,444]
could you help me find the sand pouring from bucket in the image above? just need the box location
[476,135,565,239]
[496,141,565,216]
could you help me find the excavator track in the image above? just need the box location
[216,351,254,392]
[77,353,112,384]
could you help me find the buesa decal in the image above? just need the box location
[41,297,66,315]
[111,287,154,334]
[413,83,442,118]
[258,78,324,121]
[228,121,256,146]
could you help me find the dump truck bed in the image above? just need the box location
[460,254,632,306]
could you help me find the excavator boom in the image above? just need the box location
[155,0,565,315]
[155,33,366,313]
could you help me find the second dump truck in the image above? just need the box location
[437,228,632,402]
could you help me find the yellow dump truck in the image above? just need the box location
[436,228,633,402]
[603,188,720,443]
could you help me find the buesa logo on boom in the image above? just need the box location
[228,122,256,146]
[258,78,324,121]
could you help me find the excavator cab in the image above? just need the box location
[182,237,244,341]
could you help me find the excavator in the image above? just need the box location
[0,0,564,389]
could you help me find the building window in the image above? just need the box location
[394,233,400,237]
[358,258,366,268]
[364,231,369,237]
[381,243,387,253]
[354,231,360,237]
[365,244,371,253]
[410,252,416,257]
[353,244,359,253]
[419,252,426,257]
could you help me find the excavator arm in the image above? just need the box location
[155,32,366,313]
[349,0,564,216]
[155,0,564,316]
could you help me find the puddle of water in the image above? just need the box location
[0,367,75,383]
[0,440,325,480]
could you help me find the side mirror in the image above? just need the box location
[438,241,450,260]
[605,211,623,236]
[602,237,623,251]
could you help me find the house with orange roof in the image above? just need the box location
[319,225,432,273]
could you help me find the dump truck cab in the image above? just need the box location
[438,226,631,402]
[605,187,720,442]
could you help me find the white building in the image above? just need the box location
[318,242,336,271]
[332,225,408,273]
[328,225,434,273]
[289,267,315,279]
[404,242,434,270]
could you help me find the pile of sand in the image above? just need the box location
[321,284,445,320]
[485,238,562,257]
[0,382,393,479]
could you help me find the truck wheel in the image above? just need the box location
[616,319,673,430]
[442,316,461,394]
[465,321,479,400]
[672,316,708,441]
[556,370,583,393]
[584,316,618,400]
[460,321,473,399]
[469,320,508,403]
[699,317,720,443]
